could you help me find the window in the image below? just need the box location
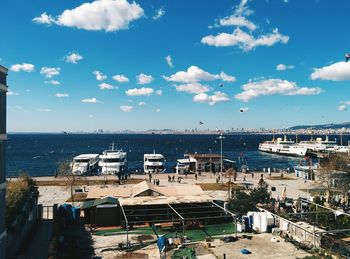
[0,90,5,135]
[0,141,4,183]
[0,73,6,85]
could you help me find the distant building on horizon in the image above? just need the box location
[0,65,7,258]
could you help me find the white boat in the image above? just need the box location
[143,152,166,174]
[71,154,99,175]
[298,136,337,153]
[258,136,307,157]
[99,142,128,176]
[175,158,196,175]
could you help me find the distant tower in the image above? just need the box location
[0,65,8,258]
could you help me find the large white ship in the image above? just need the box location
[298,136,337,154]
[258,136,307,157]
[71,154,99,175]
[99,142,128,176]
[143,152,166,174]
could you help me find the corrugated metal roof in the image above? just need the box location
[81,196,119,209]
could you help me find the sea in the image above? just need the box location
[6,133,350,177]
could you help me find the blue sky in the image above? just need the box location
[1,0,350,132]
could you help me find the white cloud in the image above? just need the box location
[152,8,165,20]
[81,97,99,103]
[235,78,322,102]
[338,100,350,111]
[138,101,146,106]
[193,91,229,105]
[126,87,154,96]
[33,0,144,32]
[37,108,51,112]
[45,80,60,85]
[7,91,19,96]
[93,70,107,81]
[99,83,115,90]
[276,64,294,71]
[175,82,211,94]
[137,73,154,84]
[219,16,256,31]
[219,72,236,82]
[201,28,288,51]
[216,0,253,29]
[64,52,83,64]
[156,108,161,112]
[165,55,174,68]
[155,90,162,96]
[338,105,347,111]
[10,63,35,72]
[202,0,288,51]
[310,61,350,81]
[55,93,69,98]
[120,105,133,112]
[32,12,55,25]
[112,74,129,83]
[40,67,60,78]
[163,66,236,83]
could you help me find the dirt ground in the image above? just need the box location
[208,233,310,259]
[90,232,310,259]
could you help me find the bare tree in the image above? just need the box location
[317,154,350,205]
[57,159,78,204]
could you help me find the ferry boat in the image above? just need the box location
[298,136,337,155]
[143,152,166,174]
[258,136,307,157]
[99,142,128,176]
[71,154,99,175]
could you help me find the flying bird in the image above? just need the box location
[62,131,68,135]
[199,121,204,125]
[345,53,350,62]
[240,108,249,113]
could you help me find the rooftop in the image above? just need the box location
[0,65,8,74]
[186,153,222,159]
[86,180,205,200]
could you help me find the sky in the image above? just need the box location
[1,0,350,132]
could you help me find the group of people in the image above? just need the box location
[148,173,160,185]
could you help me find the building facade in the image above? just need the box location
[0,65,8,258]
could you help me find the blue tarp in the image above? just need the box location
[157,235,167,252]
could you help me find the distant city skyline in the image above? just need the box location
[2,0,350,132]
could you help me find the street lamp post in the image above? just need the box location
[218,133,225,184]
[209,148,212,174]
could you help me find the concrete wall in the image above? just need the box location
[0,65,8,259]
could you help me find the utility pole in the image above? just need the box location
[209,148,212,174]
[218,133,225,184]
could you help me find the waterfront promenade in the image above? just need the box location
[27,171,317,206]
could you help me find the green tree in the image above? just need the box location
[227,190,255,215]
[250,183,270,204]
